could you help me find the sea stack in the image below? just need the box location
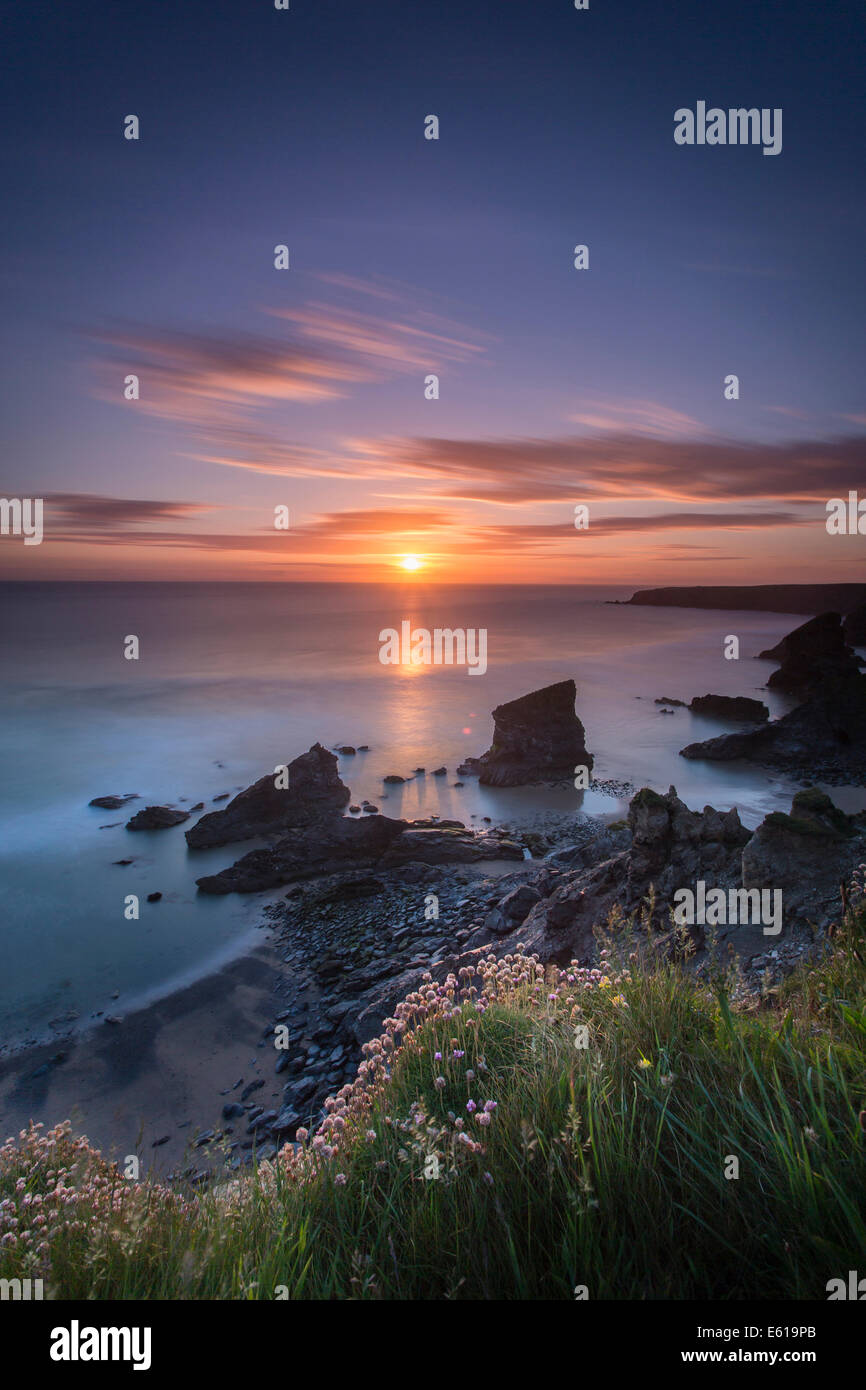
[474,679,593,787]
[185,742,350,849]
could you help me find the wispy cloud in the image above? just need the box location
[567,399,705,438]
[344,431,866,505]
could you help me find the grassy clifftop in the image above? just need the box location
[3,897,866,1301]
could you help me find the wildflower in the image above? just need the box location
[434,1076,446,1090]
[465,1069,475,1081]
[659,1073,675,1088]
[483,1172,494,1186]
[804,1127,818,1143]
[483,1100,497,1113]
[365,1130,377,1142]
[477,1112,491,1127]
[434,1051,442,1061]
[466,1100,477,1114]
[637,1058,652,1070]
[334,1173,347,1186]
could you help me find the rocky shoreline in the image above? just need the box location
[8,613,866,1188]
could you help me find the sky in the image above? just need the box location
[1,0,865,584]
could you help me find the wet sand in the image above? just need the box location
[0,937,286,1178]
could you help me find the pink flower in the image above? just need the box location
[466,1100,477,1114]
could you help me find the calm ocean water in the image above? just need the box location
[0,582,809,1047]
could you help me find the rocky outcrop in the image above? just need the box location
[196,816,528,894]
[473,680,593,787]
[126,806,190,830]
[759,612,860,694]
[689,694,769,721]
[185,743,350,849]
[680,673,866,785]
[741,788,863,931]
[482,883,543,936]
[195,814,407,894]
[90,794,138,810]
[380,826,525,867]
[492,786,750,965]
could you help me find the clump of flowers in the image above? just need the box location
[0,1121,193,1282]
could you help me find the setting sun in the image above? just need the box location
[399,555,423,572]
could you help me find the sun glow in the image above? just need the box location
[399,555,423,572]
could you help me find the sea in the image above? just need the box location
[0,581,819,1049]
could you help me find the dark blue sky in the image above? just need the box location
[2,0,865,581]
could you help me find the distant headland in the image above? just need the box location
[613,584,866,614]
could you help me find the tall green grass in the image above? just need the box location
[2,902,865,1300]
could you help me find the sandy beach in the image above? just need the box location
[0,937,285,1178]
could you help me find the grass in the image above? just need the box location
[2,895,866,1301]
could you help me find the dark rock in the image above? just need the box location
[337,746,356,755]
[240,1079,265,1102]
[284,1077,318,1105]
[380,827,524,868]
[190,802,205,812]
[112,859,134,866]
[689,694,769,721]
[432,767,447,776]
[680,673,866,784]
[483,883,542,935]
[383,774,406,784]
[126,806,190,830]
[247,1110,278,1133]
[475,680,593,786]
[222,1102,245,1120]
[185,743,350,850]
[271,1106,301,1136]
[742,788,864,931]
[654,698,686,707]
[495,785,749,965]
[89,794,138,810]
[546,823,632,871]
[146,891,163,903]
[759,612,860,694]
[196,814,407,894]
